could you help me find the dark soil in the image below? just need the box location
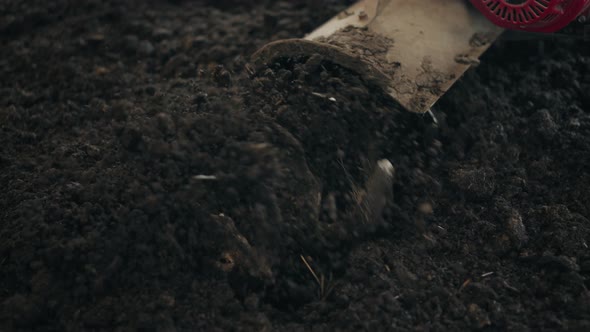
[2,1,590,331]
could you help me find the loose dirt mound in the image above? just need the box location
[1,1,589,331]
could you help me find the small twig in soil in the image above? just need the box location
[503,280,520,293]
[311,92,337,102]
[193,175,218,180]
[245,64,255,76]
[322,272,338,301]
[300,255,337,301]
[459,278,472,292]
[300,255,321,286]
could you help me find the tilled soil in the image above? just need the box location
[1,1,590,331]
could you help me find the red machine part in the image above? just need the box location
[469,0,590,32]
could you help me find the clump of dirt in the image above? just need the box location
[242,54,441,307]
[315,26,396,77]
[1,1,590,331]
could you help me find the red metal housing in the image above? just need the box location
[469,0,590,32]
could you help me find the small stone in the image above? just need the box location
[155,112,176,136]
[531,109,558,139]
[159,293,175,308]
[335,293,350,306]
[244,294,259,311]
[111,100,132,121]
[138,40,155,55]
[145,86,156,96]
[193,92,208,105]
[122,35,139,54]
[304,54,323,73]
[86,33,105,46]
[417,202,433,215]
[506,209,528,247]
[119,124,143,151]
[162,53,190,77]
[569,118,581,128]
[213,65,232,87]
[468,303,491,329]
[153,27,173,40]
[94,66,110,75]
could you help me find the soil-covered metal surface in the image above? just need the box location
[1,1,590,331]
